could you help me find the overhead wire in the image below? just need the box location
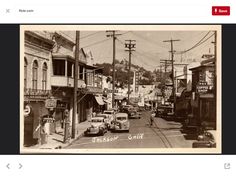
[176,31,213,54]
[80,31,104,39]
[130,31,170,50]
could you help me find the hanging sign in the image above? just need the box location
[196,81,209,93]
[45,98,57,109]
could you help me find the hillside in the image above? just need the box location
[96,59,154,86]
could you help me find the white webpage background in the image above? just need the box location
[1,0,235,23]
[0,155,235,177]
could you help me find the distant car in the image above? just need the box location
[85,117,107,136]
[128,108,141,119]
[103,110,115,116]
[121,105,133,113]
[192,130,216,148]
[156,104,174,117]
[111,113,130,132]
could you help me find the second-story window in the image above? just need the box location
[32,60,38,90]
[79,65,84,80]
[42,63,47,90]
[67,61,73,77]
[53,59,65,76]
[86,69,93,86]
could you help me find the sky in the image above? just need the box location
[62,30,215,71]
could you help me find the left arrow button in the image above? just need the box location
[6,163,10,169]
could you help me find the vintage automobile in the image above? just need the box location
[156,104,174,117]
[85,117,107,136]
[111,113,130,132]
[96,113,110,129]
[192,130,216,148]
[128,107,141,119]
[121,105,133,113]
[102,110,116,129]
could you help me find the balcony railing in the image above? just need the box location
[51,76,86,88]
[24,88,51,99]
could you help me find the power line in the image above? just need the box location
[82,38,111,48]
[176,31,212,54]
[80,31,104,39]
[131,31,170,50]
[117,38,161,63]
[57,31,75,42]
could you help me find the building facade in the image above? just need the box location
[24,31,54,146]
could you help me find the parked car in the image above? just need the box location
[103,110,115,116]
[111,113,130,132]
[156,104,174,117]
[102,110,115,129]
[192,130,216,148]
[96,113,110,129]
[85,117,107,136]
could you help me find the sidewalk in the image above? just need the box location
[25,120,90,150]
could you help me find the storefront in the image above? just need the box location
[24,89,51,146]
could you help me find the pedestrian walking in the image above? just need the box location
[150,111,155,127]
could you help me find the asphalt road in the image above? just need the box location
[66,111,193,149]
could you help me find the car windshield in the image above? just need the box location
[116,117,127,121]
[91,119,103,122]
[104,111,113,114]
[97,114,106,117]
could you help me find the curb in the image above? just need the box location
[61,131,85,149]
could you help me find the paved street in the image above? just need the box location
[66,111,194,149]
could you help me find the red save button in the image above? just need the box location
[212,6,230,16]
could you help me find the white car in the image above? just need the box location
[85,117,107,136]
[103,110,115,129]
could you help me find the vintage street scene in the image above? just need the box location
[22,26,219,152]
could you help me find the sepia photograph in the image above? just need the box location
[20,25,221,153]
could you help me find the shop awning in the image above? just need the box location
[95,95,105,105]
[145,103,151,107]
[104,98,112,104]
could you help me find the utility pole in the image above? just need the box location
[125,40,136,105]
[163,39,180,114]
[72,31,80,139]
[106,31,121,108]
[160,59,172,82]
[160,59,171,104]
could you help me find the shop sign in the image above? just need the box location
[196,81,209,93]
[45,98,57,109]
